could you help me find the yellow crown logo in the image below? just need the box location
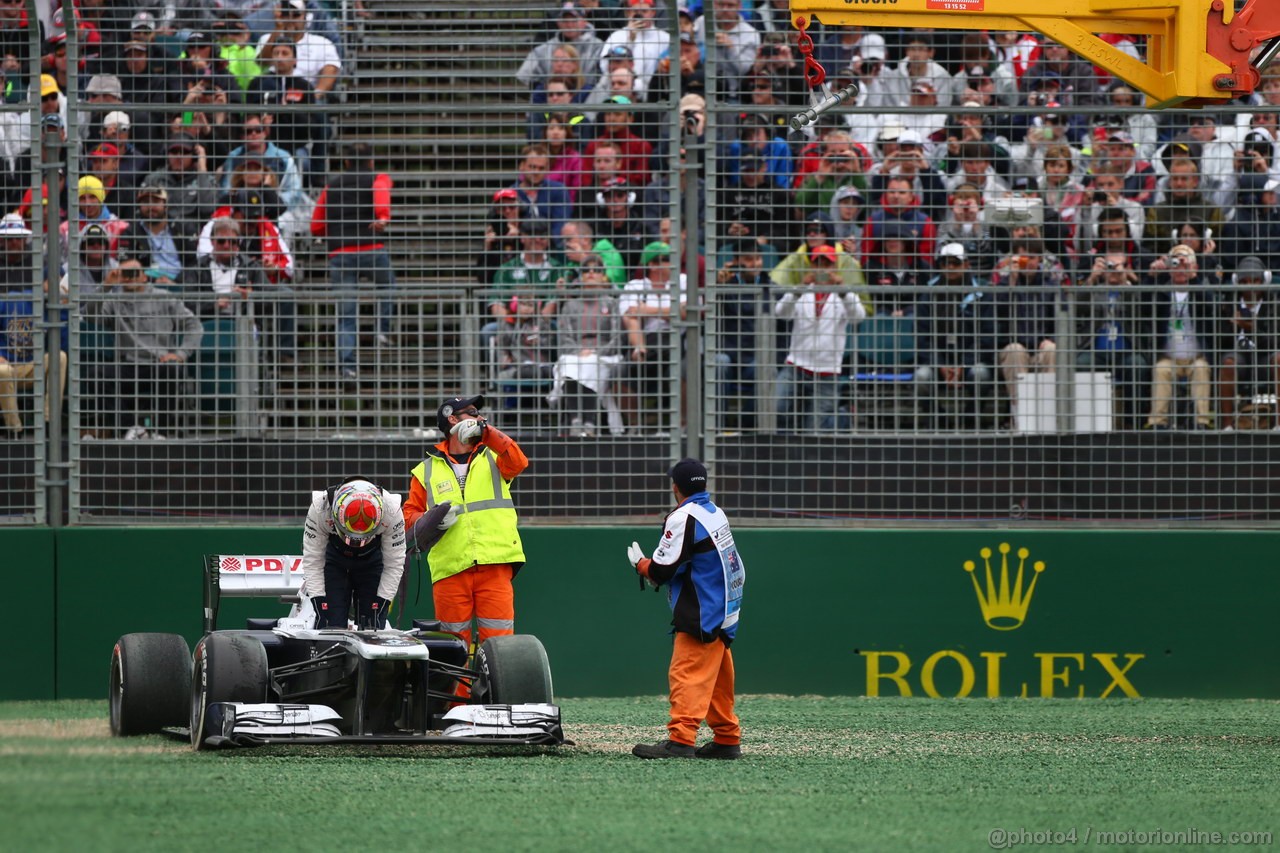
[963,543,1046,631]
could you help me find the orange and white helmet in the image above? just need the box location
[331,480,384,545]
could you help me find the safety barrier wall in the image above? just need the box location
[3,526,1276,701]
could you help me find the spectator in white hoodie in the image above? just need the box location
[773,243,867,431]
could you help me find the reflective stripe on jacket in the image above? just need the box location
[410,449,525,583]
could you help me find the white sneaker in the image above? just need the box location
[123,425,148,440]
[376,334,392,347]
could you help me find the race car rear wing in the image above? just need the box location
[203,554,306,633]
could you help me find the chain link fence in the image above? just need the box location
[2,0,1279,525]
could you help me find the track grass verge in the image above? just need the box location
[2,696,1277,852]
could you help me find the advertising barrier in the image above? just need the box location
[2,528,1275,701]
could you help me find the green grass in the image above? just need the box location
[2,697,1278,852]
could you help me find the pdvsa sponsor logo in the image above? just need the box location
[861,543,1144,698]
[220,556,303,573]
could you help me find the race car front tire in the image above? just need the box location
[109,633,192,737]
[190,633,269,750]
[472,635,554,706]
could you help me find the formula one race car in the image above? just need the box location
[109,554,564,750]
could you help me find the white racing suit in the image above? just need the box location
[300,488,406,628]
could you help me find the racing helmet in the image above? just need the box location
[331,480,384,545]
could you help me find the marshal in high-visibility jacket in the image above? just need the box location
[404,395,528,658]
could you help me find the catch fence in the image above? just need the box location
[3,0,1279,525]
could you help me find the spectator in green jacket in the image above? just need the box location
[561,219,626,286]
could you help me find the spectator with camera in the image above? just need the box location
[170,70,236,168]
[1218,256,1280,430]
[747,42,805,109]
[1241,112,1280,179]
[1141,244,1227,430]
[598,0,669,98]
[847,37,907,111]
[1075,251,1148,428]
[1020,40,1101,107]
[936,183,994,273]
[1222,178,1280,271]
[1075,172,1146,259]
[771,215,866,293]
[1017,96,1077,173]
[794,130,864,219]
[867,129,947,220]
[993,224,1067,425]
[772,243,866,432]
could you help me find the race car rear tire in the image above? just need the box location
[472,635,554,705]
[190,633,269,750]
[109,633,192,737]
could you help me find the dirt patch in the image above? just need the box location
[0,719,112,739]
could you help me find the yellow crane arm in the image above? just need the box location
[789,0,1280,108]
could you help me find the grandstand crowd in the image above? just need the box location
[3,0,1280,438]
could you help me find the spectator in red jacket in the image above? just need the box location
[584,95,652,190]
[311,143,395,379]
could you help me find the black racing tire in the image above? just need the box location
[189,632,269,750]
[473,635,554,706]
[109,633,192,737]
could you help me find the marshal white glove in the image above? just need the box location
[450,418,485,445]
[627,541,645,568]
[438,503,461,530]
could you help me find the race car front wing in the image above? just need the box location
[170,701,566,748]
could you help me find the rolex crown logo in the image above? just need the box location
[964,543,1046,631]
